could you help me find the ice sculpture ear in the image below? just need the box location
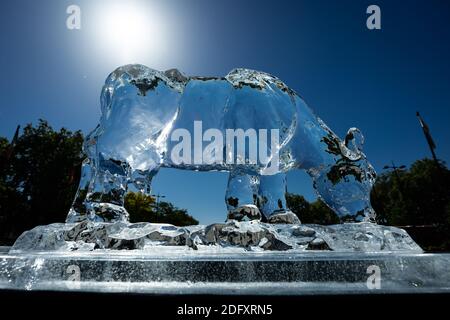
[341,127,364,161]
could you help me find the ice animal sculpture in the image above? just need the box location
[67,65,376,224]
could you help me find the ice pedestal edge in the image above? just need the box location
[0,249,449,294]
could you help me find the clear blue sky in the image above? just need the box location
[1,0,449,224]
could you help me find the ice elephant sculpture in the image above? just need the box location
[67,65,376,224]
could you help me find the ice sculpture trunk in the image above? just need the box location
[290,96,376,222]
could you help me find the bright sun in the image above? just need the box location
[93,1,168,65]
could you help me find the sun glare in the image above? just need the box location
[93,1,168,65]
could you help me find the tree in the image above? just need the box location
[286,193,340,225]
[308,199,341,225]
[0,120,83,241]
[371,159,450,251]
[124,192,157,223]
[155,201,199,226]
[371,159,450,227]
[0,120,84,243]
[124,192,198,226]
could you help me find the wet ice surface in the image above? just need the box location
[11,221,422,253]
[68,65,377,224]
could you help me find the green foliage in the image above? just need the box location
[155,201,199,226]
[371,159,450,227]
[286,193,340,225]
[124,192,156,223]
[0,120,84,243]
[125,192,198,226]
[371,159,450,251]
[0,137,8,150]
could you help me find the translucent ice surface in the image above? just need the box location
[11,221,422,253]
[67,65,376,224]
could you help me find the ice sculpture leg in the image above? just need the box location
[67,157,130,223]
[83,155,130,222]
[129,168,159,195]
[66,158,93,223]
[225,170,261,221]
[258,173,287,216]
[69,157,160,223]
[258,173,300,223]
[259,173,286,217]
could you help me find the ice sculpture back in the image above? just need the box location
[67,64,376,224]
